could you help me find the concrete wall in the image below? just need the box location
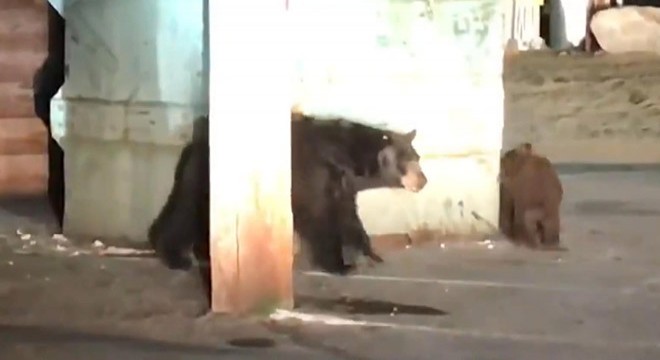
[54,0,505,243]
[50,0,207,241]
[0,0,48,196]
[292,0,505,236]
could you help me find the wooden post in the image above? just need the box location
[208,0,294,314]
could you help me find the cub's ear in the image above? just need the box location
[405,129,417,142]
[516,142,533,155]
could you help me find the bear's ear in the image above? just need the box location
[516,142,533,155]
[404,129,417,142]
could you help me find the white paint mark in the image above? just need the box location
[271,309,373,326]
[302,271,623,294]
[270,309,660,350]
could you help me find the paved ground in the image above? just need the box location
[1,167,660,359]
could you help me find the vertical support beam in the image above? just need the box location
[208,1,294,314]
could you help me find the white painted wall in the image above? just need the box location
[49,0,504,242]
[49,0,207,241]
[291,0,505,236]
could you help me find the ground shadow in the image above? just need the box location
[0,194,55,222]
[295,294,448,316]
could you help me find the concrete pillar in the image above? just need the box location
[50,0,208,242]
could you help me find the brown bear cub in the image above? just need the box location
[499,143,565,250]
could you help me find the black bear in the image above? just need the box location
[148,116,210,271]
[148,113,427,295]
[32,3,66,231]
[290,115,426,272]
[499,143,564,250]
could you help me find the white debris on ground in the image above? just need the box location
[271,309,374,327]
[479,239,495,250]
[16,228,31,241]
[0,230,154,259]
[98,246,155,257]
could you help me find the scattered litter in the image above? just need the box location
[98,246,154,257]
[52,234,68,243]
[271,309,373,326]
[92,240,105,248]
[28,240,36,246]
[7,261,13,266]
[390,306,398,316]
[16,229,32,241]
[55,244,67,252]
[405,245,411,249]
[440,243,446,249]
[479,239,495,249]
[68,249,91,256]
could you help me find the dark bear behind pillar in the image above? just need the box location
[148,116,209,268]
[149,115,427,272]
[33,3,66,231]
[148,116,210,302]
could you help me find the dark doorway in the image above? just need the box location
[32,3,65,232]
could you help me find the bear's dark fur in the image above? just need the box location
[499,143,564,250]
[147,116,211,302]
[148,113,427,286]
[148,117,209,271]
[291,115,426,271]
[32,3,66,231]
